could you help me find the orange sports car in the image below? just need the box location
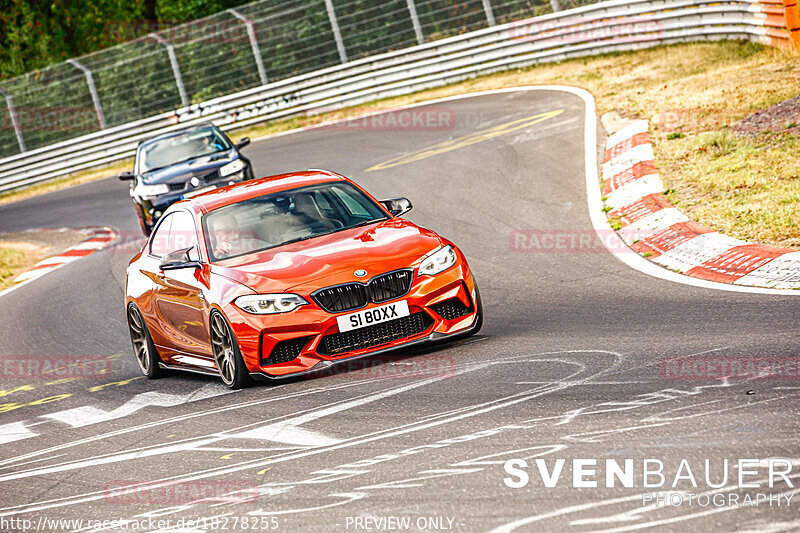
[124,170,482,388]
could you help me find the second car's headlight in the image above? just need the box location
[133,182,170,197]
[234,294,308,314]
[418,245,457,276]
[220,159,245,177]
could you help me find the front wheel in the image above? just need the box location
[127,304,164,379]
[210,312,253,389]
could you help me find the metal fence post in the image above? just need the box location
[481,0,497,26]
[227,8,269,86]
[150,33,190,108]
[323,0,348,63]
[0,88,25,153]
[550,0,561,12]
[406,0,425,44]
[67,59,107,129]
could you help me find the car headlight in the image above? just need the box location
[418,245,457,276]
[133,182,170,197]
[234,294,308,314]
[220,159,245,177]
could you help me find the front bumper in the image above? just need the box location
[226,260,478,378]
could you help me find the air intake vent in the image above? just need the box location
[260,336,311,366]
[430,298,472,321]
[318,312,433,356]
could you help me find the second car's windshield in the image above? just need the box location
[139,128,232,174]
[203,182,390,261]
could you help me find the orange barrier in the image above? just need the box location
[755,0,793,49]
[782,0,800,50]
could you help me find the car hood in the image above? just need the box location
[210,218,444,295]
[142,151,236,184]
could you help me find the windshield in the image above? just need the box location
[203,182,390,262]
[138,127,232,174]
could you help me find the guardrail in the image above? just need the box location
[0,0,793,194]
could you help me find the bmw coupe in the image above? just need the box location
[125,170,482,388]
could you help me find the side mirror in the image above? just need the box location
[118,171,135,181]
[236,137,250,149]
[160,246,202,271]
[380,197,412,217]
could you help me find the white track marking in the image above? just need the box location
[41,384,232,428]
[0,351,621,517]
[0,421,39,445]
[0,377,391,468]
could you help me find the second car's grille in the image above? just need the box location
[168,183,185,191]
[318,312,433,356]
[312,269,414,313]
[430,298,472,320]
[261,336,311,366]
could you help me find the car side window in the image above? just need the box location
[149,213,174,257]
[149,211,199,258]
[167,211,200,259]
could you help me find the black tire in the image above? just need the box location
[127,303,165,379]
[210,311,253,389]
[469,281,483,336]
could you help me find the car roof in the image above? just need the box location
[138,123,221,148]
[183,170,349,214]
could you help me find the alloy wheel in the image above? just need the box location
[211,313,236,385]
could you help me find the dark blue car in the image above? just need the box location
[119,123,254,235]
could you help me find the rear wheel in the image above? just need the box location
[210,312,253,389]
[127,304,164,378]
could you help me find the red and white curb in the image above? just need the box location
[13,227,117,284]
[602,121,800,289]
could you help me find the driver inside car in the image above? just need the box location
[210,215,267,258]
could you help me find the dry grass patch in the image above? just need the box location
[0,242,46,291]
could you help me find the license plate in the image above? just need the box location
[181,185,217,199]
[337,300,410,332]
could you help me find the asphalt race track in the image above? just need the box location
[0,89,798,532]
